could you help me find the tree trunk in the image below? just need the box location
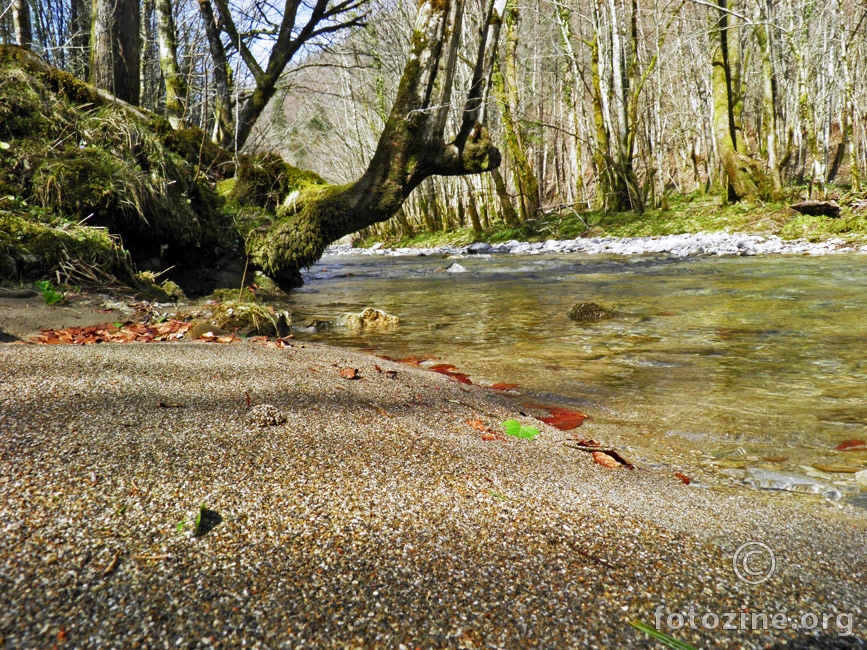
[90,0,141,104]
[490,0,539,221]
[490,167,520,226]
[155,0,187,127]
[753,1,783,200]
[13,0,32,48]
[710,0,767,201]
[69,0,90,78]
[243,0,505,281]
[197,0,233,149]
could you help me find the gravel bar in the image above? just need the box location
[1,341,865,648]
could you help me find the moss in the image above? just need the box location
[0,208,133,283]
[30,146,121,217]
[153,119,232,177]
[232,151,326,210]
[0,44,241,287]
[209,300,291,337]
[244,183,353,274]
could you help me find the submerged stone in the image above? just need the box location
[334,307,399,331]
[742,468,842,500]
[568,302,615,323]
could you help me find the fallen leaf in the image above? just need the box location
[538,407,589,431]
[339,367,360,379]
[395,355,438,365]
[374,364,383,373]
[592,451,621,468]
[465,419,488,432]
[244,392,252,409]
[481,432,499,441]
[811,463,862,473]
[490,382,520,391]
[568,437,601,447]
[157,401,184,408]
[429,363,473,384]
[674,472,691,484]
[385,370,398,380]
[835,439,867,451]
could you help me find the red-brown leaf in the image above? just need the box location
[339,367,360,379]
[592,451,621,468]
[538,407,589,431]
[490,382,520,391]
[835,439,867,451]
[675,472,691,485]
[465,419,487,432]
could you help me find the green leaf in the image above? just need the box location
[488,491,507,500]
[502,419,539,440]
[34,280,64,305]
[0,141,10,150]
[194,502,206,536]
[629,621,701,650]
[176,519,186,532]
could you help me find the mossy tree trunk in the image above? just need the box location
[90,0,140,104]
[245,0,506,280]
[196,0,233,147]
[155,0,187,128]
[490,0,539,222]
[710,0,769,202]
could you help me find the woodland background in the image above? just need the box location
[2,0,865,241]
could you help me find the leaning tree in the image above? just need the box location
[243,0,507,284]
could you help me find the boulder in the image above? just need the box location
[209,301,291,337]
[790,200,841,218]
[568,302,615,323]
[335,308,399,331]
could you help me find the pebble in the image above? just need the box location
[329,232,864,259]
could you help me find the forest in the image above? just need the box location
[2,0,867,286]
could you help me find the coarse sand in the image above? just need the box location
[1,306,865,648]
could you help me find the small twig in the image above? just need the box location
[130,554,171,561]
[101,553,120,577]
[576,549,618,570]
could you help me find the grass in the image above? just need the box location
[355,191,867,249]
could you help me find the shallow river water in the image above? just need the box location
[287,252,867,472]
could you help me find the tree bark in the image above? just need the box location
[710,0,767,202]
[490,0,539,221]
[196,0,233,148]
[69,0,90,78]
[155,0,187,127]
[13,0,32,48]
[243,0,505,280]
[90,0,141,104]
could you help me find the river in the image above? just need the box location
[286,251,867,477]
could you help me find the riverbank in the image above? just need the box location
[2,318,866,646]
[329,230,867,259]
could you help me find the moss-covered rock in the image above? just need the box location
[209,300,291,337]
[568,302,615,323]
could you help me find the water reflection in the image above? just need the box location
[288,253,867,463]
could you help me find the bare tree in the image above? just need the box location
[245,0,507,281]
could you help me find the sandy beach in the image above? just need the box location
[1,298,865,648]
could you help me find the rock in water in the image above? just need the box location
[568,302,614,323]
[445,262,467,273]
[335,308,399,331]
[742,468,842,500]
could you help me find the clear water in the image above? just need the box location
[287,253,867,467]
